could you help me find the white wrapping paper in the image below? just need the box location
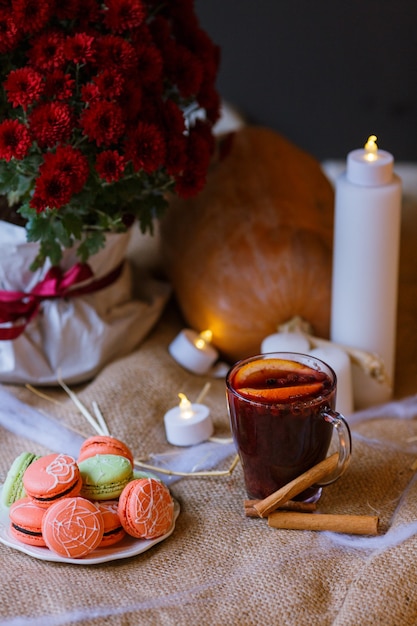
[0,222,170,385]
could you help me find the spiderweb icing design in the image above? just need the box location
[43,498,103,557]
[45,454,78,492]
[129,479,174,539]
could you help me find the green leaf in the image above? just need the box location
[17,202,36,221]
[76,231,106,263]
[30,239,63,270]
[52,219,73,249]
[0,170,19,196]
[61,212,85,240]
[133,193,168,234]
[25,214,54,242]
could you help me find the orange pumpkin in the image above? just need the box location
[160,126,334,363]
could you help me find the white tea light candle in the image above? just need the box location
[168,329,219,374]
[164,393,213,446]
[330,135,402,409]
[261,331,310,354]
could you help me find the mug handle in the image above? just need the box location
[316,409,352,486]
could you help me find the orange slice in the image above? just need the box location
[233,358,316,390]
[237,382,324,402]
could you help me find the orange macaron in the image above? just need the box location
[9,497,47,547]
[95,500,126,547]
[118,478,174,540]
[77,436,134,467]
[42,496,104,558]
[23,453,82,508]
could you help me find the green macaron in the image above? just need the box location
[1,452,40,508]
[79,454,133,501]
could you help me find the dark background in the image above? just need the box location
[195,0,417,161]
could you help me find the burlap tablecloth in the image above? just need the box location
[1,169,417,625]
[0,298,417,626]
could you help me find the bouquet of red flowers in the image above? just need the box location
[0,0,220,268]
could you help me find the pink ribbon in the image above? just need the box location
[0,262,124,340]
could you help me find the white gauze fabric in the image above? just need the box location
[0,222,170,385]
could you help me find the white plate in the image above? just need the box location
[0,486,180,565]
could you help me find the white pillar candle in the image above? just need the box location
[261,331,310,354]
[330,135,402,409]
[164,393,213,446]
[309,345,353,417]
[168,329,218,375]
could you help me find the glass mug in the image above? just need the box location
[226,352,351,501]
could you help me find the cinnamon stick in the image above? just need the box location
[268,511,379,536]
[244,499,317,517]
[253,452,340,518]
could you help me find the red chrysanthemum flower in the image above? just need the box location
[64,32,96,65]
[173,122,214,197]
[187,120,216,166]
[174,166,206,199]
[133,41,163,86]
[0,0,220,267]
[4,68,44,110]
[95,150,126,182]
[0,10,20,54]
[135,89,163,125]
[115,79,142,123]
[0,119,31,161]
[95,34,137,71]
[44,70,75,101]
[41,145,89,194]
[12,0,52,34]
[102,0,146,33]
[124,122,166,173]
[31,145,90,212]
[156,100,187,175]
[165,44,203,98]
[29,102,74,148]
[148,15,172,55]
[168,1,200,43]
[161,100,186,135]
[197,80,221,124]
[92,69,125,99]
[130,21,153,46]
[28,30,66,71]
[165,135,188,176]
[80,101,125,147]
[30,171,73,212]
[81,82,101,104]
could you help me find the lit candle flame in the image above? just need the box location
[364,135,378,161]
[194,329,212,350]
[178,392,194,419]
